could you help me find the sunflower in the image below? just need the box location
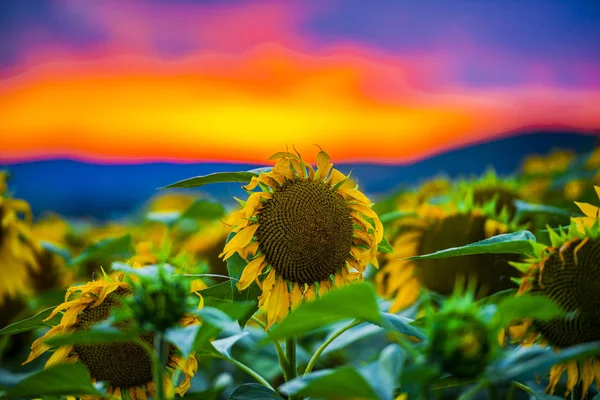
[377,190,524,313]
[23,271,198,399]
[219,150,383,328]
[0,172,40,306]
[573,186,600,231]
[508,220,600,397]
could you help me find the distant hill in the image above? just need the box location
[1,130,597,219]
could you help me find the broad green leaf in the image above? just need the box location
[405,230,536,261]
[490,341,600,383]
[40,241,72,263]
[166,324,201,359]
[200,281,234,303]
[228,383,283,400]
[45,326,136,347]
[212,332,249,357]
[377,236,394,254]
[380,210,416,224]
[0,307,61,336]
[193,303,255,350]
[492,293,564,328]
[111,262,174,278]
[161,171,258,189]
[279,366,378,399]
[358,344,405,400]
[69,234,134,266]
[321,323,383,355]
[180,199,225,220]
[378,313,425,340]
[267,283,382,341]
[514,200,570,217]
[3,364,105,399]
[226,250,261,327]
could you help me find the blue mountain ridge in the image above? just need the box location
[1,131,597,219]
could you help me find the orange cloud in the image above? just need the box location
[1,43,599,164]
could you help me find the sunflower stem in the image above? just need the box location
[155,332,167,400]
[208,354,276,391]
[286,337,299,400]
[303,319,362,376]
[251,316,290,381]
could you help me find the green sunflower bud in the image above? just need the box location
[125,266,190,332]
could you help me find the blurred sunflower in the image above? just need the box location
[508,219,600,397]
[0,172,40,306]
[220,150,383,328]
[519,149,577,202]
[30,214,74,292]
[377,190,524,313]
[24,270,198,399]
[181,220,230,280]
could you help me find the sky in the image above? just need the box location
[0,0,599,165]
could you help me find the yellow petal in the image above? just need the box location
[316,151,333,181]
[566,361,579,394]
[340,188,373,205]
[220,224,259,257]
[258,269,276,308]
[575,201,599,218]
[290,283,304,310]
[389,278,420,313]
[266,278,286,329]
[244,192,271,219]
[548,363,568,394]
[581,359,594,399]
[236,255,267,291]
[46,345,74,367]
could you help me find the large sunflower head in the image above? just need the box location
[509,219,600,397]
[0,174,40,306]
[219,150,383,328]
[377,189,525,313]
[23,270,198,399]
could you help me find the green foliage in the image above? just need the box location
[161,171,258,189]
[1,364,106,399]
[0,307,61,336]
[68,234,134,266]
[405,230,537,260]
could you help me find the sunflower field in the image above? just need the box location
[1,146,600,400]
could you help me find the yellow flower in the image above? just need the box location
[509,222,600,398]
[377,193,523,313]
[574,186,600,231]
[521,149,575,176]
[0,174,40,306]
[23,272,198,399]
[220,150,383,328]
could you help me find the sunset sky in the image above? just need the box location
[1,0,599,164]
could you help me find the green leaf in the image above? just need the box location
[40,241,72,263]
[492,293,565,328]
[111,262,174,279]
[200,281,234,303]
[379,210,416,224]
[45,326,137,347]
[228,383,283,400]
[3,364,105,399]
[267,283,382,341]
[165,324,201,359]
[321,323,383,355]
[212,332,249,357]
[279,366,379,399]
[377,236,394,254]
[69,234,134,266]
[359,344,405,400]
[0,307,61,336]
[405,230,536,260]
[490,342,600,383]
[514,200,571,217]
[379,313,425,340]
[161,171,258,189]
[179,199,225,220]
[193,303,255,351]
[226,250,261,327]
